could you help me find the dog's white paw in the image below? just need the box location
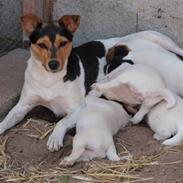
[153,133,162,140]
[120,155,132,161]
[60,156,74,167]
[130,117,141,124]
[47,130,64,152]
[91,83,100,91]
[88,89,102,97]
[109,155,120,161]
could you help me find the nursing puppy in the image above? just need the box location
[139,95,183,146]
[92,59,175,124]
[108,43,183,97]
[60,96,130,166]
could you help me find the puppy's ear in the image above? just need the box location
[106,45,131,62]
[21,14,42,36]
[58,15,80,33]
[106,47,115,63]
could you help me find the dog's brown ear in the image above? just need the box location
[106,47,115,63]
[21,14,42,36]
[106,45,131,62]
[58,15,80,33]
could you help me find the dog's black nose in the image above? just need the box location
[48,60,60,71]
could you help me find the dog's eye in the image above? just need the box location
[59,41,68,48]
[37,43,48,49]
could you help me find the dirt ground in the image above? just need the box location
[0,106,183,183]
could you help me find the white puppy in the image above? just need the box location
[92,63,176,124]
[146,95,183,146]
[60,96,129,166]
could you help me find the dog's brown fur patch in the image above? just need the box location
[31,37,51,70]
[58,15,80,33]
[106,45,131,62]
[21,14,42,36]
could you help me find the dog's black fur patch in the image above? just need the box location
[63,52,81,82]
[64,41,106,94]
[30,24,73,44]
[75,41,106,59]
[104,57,134,74]
[113,45,130,60]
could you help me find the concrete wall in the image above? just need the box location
[53,0,183,47]
[1,0,183,45]
[0,0,22,40]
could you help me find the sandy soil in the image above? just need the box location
[1,106,183,183]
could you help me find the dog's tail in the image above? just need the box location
[143,31,183,57]
[162,129,183,146]
[160,89,176,109]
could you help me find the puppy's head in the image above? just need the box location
[104,45,133,74]
[21,14,80,73]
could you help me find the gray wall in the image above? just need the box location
[1,0,183,45]
[53,0,183,47]
[0,0,22,40]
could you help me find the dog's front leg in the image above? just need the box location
[47,103,85,152]
[0,96,38,134]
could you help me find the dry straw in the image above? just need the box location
[0,118,182,182]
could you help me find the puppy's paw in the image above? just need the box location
[47,130,63,152]
[119,154,132,161]
[89,89,102,98]
[130,117,141,124]
[91,83,100,91]
[153,133,162,141]
[60,156,74,167]
[108,155,120,161]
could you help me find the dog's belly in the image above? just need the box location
[106,85,142,105]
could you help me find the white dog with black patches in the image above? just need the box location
[92,63,176,124]
[60,96,130,166]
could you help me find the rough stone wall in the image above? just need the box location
[53,0,183,47]
[0,0,22,40]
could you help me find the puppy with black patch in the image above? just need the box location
[60,96,130,166]
[92,49,176,124]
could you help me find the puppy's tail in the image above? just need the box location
[160,89,176,109]
[143,31,183,57]
[162,129,183,146]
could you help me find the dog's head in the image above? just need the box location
[21,14,80,73]
[104,45,133,74]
